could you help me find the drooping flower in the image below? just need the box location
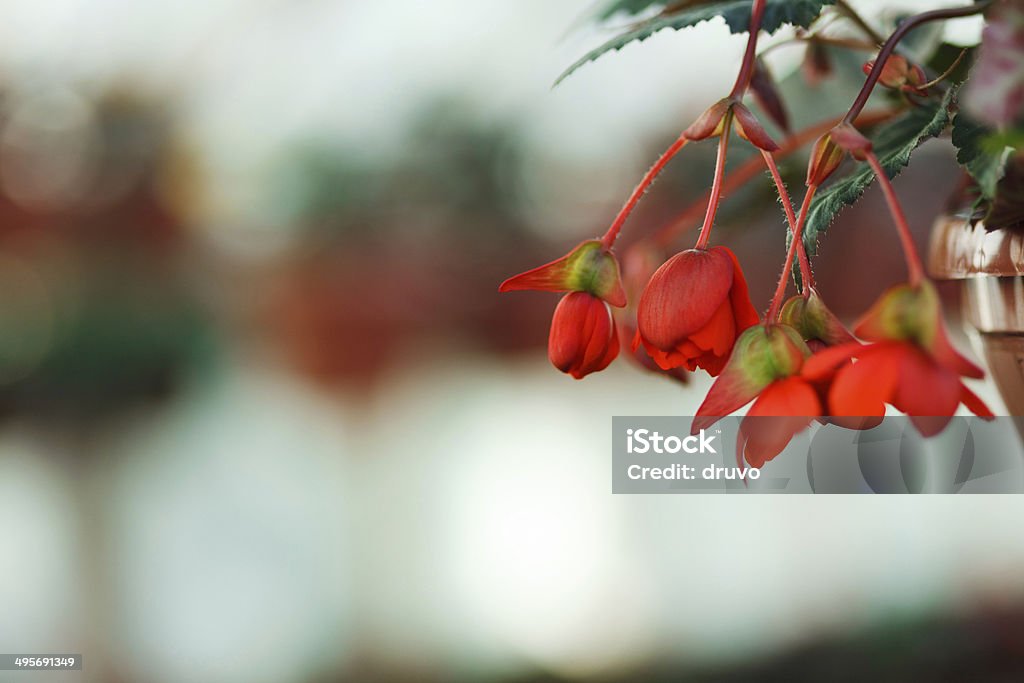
[781,289,881,431]
[549,291,619,379]
[635,246,759,376]
[816,281,994,436]
[692,324,822,468]
[617,245,689,383]
[500,239,626,379]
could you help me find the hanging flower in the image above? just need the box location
[548,291,619,379]
[818,281,995,435]
[500,239,626,379]
[635,246,759,376]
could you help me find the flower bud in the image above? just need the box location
[779,288,856,348]
[829,123,872,160]
[863,54,928,95]
[549,292,619,379]
[806,132,845,186]
[500,239,626,306]
[732,102,779,152]
[683,98,732,141]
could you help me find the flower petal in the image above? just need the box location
[829,343,901,417]
[893,347,961,436]
[637,248,734,349]
[738,377,820,468]
[960,382,996,419]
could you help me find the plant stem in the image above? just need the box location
[761,150,815,290]
[695,117,732,250]
[842,2,992,125]
[652,108,899,247]
[766,186,817,322]
[729,0,768,98]
[865,150,924,284]
[600,135,688,248]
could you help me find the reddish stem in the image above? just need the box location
[729,0,768,98]
[761,150,815,290]
[652,109,899,248]
[600,135,688,248]
[694,116,732,250]
[766,186,817,322]
[842,2,991,125]
[865,150,924,285]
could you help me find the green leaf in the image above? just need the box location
[595,0,672,22]
[556,0,833,86]
[802,88,957,260]
[951,113,1008,199]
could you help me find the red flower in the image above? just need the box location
[500,239,626,379]
[693,324,820,468]
[814,282,994,436]
[548,292,619,379]
[635,246,759,376]
[617,245,689,383]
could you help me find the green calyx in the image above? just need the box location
[779,289,854,346]
[565,240,624,302]
[730,324,811,389]
[867,281,941,347]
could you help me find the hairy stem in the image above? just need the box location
[600,135,688,248]
[865,150,924,284]
[695,117,733,250]
[652,109,899,247]
[766,186,817,322]
[761,150,815,290]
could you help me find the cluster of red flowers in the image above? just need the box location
[499,2,995,468]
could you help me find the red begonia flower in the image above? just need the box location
[635,246,759,376]
[693,324,821,467]
[616,245,689,383]
[822,282,994,436]
[548,291,619,379]
[500,239,626,379]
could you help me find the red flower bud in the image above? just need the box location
[863,54,928,95]
[828,123,872,160]
[499,239,626,307]
[732,102,779,152]
[806,132,845,186]
[635,246,759,376]
[683,99,778,151]
[549,292,619,379]
[683,98,733,141]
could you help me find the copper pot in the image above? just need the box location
[929,215,1024,413]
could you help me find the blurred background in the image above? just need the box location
[0,0,1023,681]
